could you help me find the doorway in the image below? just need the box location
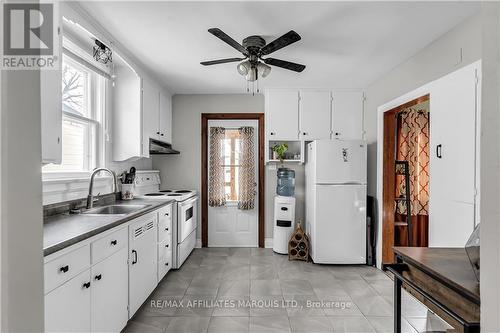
[382,94,430,263]
[201,113,265,248]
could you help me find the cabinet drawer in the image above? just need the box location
[91,227,128,264]
[158,239,172,260]
[158,250,172,282]
[44,245,90,294]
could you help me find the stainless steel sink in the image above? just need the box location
[82,204,150,216]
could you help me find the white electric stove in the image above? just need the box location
[132,170,198,269]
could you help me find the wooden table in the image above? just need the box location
[386,247,480,333]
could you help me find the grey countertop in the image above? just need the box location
[43,198,173,257]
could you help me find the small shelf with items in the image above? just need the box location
[266,140,304,164]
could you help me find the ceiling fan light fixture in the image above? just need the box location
[245,67,257,82]
[257,62,271,78]
[237,60,251,76]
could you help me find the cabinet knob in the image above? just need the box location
[165,213,169,216]
[165,227,169,231]
[270,132,275,136]
[83,282,91,289]
[110,240,118,246]
[302,132,307,136]
[161,133,164,136]
[94,274,102,281]
[60,265,69,273]
[165,244,169,248]
[156,131,160,135]
[165,263,169,266]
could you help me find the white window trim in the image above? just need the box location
[43,40,107,182]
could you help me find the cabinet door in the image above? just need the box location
[159,92,172,143]
[41,14,62,164]
[266,89,299,139]
[299,90,331,140]
[142,79,160,157]
[129,218,158,317]
[91,248,128,333]
[429,62,478,247]
[45,269,91,333]
[332,91,364,140]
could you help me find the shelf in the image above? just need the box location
[267,159,302,163]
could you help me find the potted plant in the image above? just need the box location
[272,143,288,164]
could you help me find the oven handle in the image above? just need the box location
[179,196,198,207]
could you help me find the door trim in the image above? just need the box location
[201,113,265,248]
[381,94,429,264]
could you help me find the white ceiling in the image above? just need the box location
[78,1,479,94]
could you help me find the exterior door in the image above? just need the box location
[208,119,259,247]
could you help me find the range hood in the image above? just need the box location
[149,139,180,155]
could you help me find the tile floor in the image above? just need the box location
[124,248,452,333]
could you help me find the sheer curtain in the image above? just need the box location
[209,127,226,207]
[238,126,256,210]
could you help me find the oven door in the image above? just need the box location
[177,196,198,243]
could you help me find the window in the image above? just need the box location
[223,130,241,201]
[43,53,106,175]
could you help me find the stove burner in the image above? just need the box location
[144,193,165,196]
[167,194,183,197]
[159,190,173,193]
[175,190,191,193]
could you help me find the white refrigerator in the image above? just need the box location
[305,140,367,264]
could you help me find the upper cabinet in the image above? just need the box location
[299,90,332,140]
[112,57,172,161]
[265,88,364,142]
[41,13,63,164]
[159,92,172,144]
[266,90,299,140]
[332,91,364,140]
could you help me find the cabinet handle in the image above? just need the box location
[132,250,138,265]
[60,265,69,273]
[165,213,169,216]
[110,240,118,246]
[165,263,169,266]
[94,274,102,281]
[83,282,91,289]
[165,244,169,248]
[165,227,169,231]
[436,144,442,159]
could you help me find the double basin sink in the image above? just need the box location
[82,204,151,216]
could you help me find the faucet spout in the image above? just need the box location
[86,168,118,209]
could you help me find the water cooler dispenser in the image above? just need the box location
[273,168,296,254]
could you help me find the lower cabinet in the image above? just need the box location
[45,269,91,333]
[91,248,129,333]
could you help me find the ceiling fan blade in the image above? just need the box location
[260,30,301,56]
[208,28,248,55]
[263,58,306,72]
[200,57,246,66]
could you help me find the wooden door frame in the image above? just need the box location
[201,113,265,248]
[382,94,429,264]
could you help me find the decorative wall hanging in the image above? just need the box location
[288,220,309,261]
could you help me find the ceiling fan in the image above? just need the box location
[201,28,306,83]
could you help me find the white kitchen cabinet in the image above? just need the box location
[429,61,479,247]
[112,55,143,161]
[41,13,62,164]
[129,213,158,317]
[91,247,128,333]
[299,90,332,140]
[331,91,364,140]
[45,269,91,333]
[159,92,172,143]
[266,89,299,140]
[142,79,160,158]
[157,205,173,282]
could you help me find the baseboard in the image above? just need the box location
[195,238,202,248]
[265,238,273,248]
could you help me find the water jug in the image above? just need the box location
[276,168,295,197]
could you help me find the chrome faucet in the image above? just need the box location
[86,168,118,209]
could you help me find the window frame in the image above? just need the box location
[42,41,107,180]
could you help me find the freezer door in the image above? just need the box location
[314,140,367,184]
[311,184,366,264]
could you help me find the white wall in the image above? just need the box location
[1,71,44,330]
[479,3,500,332]
[152,94,299,242]
[365,14,481,196]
